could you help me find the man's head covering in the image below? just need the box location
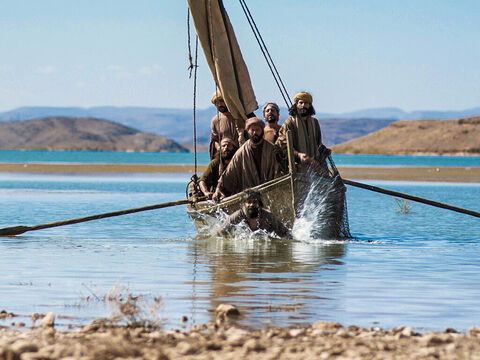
[245,117,265,131]
[293,92,313,104]
[262,102,280,114]
[211,90,224,105]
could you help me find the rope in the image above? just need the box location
[187,8,199,191]
[187,8,194,78]
[193,35,199,175]
[238,0,292,108]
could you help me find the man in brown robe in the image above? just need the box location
[209,91,246,159]
[276,92,330,173]
[212,117,284,202]
[262,102,281,143]
[218,190,290,238]
[199,137,237,199]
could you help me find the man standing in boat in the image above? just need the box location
[218,190,290,238]
[276,92,330,174]
[212,117,284,202]
[209,91,246,160]
[262,102,281,143]
[198,137,237,199]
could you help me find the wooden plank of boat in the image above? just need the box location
[187,173,295,231]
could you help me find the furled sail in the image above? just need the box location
[187,0,258,126]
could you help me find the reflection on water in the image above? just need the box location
[187,235,346,327]
[0,173,479,332]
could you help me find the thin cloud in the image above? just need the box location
[139,64,162,76]
[106,65,123,72]
[105,65,133,79]
[36,65,56,74]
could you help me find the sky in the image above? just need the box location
[1,0,479,113]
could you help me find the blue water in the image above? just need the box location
[0,171,479,332]
[1,149,479,167]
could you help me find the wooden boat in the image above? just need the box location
[185,1,349,238]
[187,132,349,238]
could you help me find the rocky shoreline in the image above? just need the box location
[1,308,480,360]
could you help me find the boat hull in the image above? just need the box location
[187,171,346,238]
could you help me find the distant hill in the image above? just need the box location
[0,106,215,145]
[1,105,479,147]
[318,118,396,146]
[332,116,480,156]
[0,117,188,152]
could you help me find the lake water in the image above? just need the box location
[0,152,479,332]
[1,149,480,167]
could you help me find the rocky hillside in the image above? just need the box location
[0,117,188,152]
[332,116,480,156]
[0,106,398,146]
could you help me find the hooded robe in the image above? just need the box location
[209,112,241,159]
[217,139,283,196]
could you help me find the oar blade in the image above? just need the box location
[0,226,31,236]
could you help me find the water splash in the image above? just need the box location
[292,171,349,241]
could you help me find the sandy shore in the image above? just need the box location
[1,315,479,359]
[0,163,479,182]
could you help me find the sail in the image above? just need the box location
[187,0,258,126]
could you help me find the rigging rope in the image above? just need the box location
[192,36,199,174]
[238,0,292,108]
[187,8,200,193]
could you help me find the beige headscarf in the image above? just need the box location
[293,92,313,104]
[211,90,224,105]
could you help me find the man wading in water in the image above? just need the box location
[218,190,290,238]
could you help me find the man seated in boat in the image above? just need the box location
[212,117,285,202]
[198,137,237,199]
[209,90,246,160]
[217,190,290,238]
[262,102,281,143]
[276,91,331,175]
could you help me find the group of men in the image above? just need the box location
[198,90,329,237]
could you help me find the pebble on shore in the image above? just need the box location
[1,315,480,360]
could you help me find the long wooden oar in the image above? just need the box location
[0,199,191,236]
[343,179,480,218]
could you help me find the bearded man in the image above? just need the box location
[209,91,246,160]
[218,190,290,238]
[199,137,237,199]
[212,117,284,202]
[262,102,281,143]
[276,92,330,173]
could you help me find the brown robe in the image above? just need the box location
[264,124,280,143]
[217,139,283,196]
[199,157,221,193]
[276,115,327,173]
[276,115,322,158]
[209,112,241,159]
[218,208,290,238]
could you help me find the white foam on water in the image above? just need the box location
[292,172,348,241]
